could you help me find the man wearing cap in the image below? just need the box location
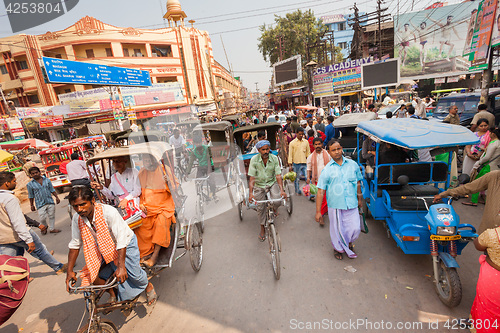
[248,140,287,242]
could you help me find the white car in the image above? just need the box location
[267,114,287,126]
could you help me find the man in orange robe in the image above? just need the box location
[136,154,176,267]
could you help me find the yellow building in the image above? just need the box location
[0,0,240,129]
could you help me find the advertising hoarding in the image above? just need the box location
[58,87,120,113]
[491,0,500,47]
[361,59,400,90]
[120,82,184,107]
[273,55,302,86]
[5,118,24,138]
[394,2,478,79]
[39,116,64,128]
[469,0,497,71]
[313,57,373,97]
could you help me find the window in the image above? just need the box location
[18,60,28,70]
[152,45,173,57]
[0,65,7,75]
[64,89,71,93]
[338,42,347,49]
[85,49,95,58]
[28,94,39,104]
[105,48,113,57]
[133,49,143,57]
[338,22,346,31]
[123,48,130,57]
[55,54,62,59]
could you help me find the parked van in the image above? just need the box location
[431,88,500,126]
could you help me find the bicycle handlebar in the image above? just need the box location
[252,197,284,204]
[68,277,118,293]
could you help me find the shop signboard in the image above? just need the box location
[313,57,373,97]
[435,77,446,84]
[394,1,478,79]
[120,82,184,107]
[5,118,25,138]
[469,0,498,71]
[39,116,64,128]
[127,111,137,120]
[136,106,192,119]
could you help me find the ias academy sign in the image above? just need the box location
[4,0,79,33]
[313,57,373,97]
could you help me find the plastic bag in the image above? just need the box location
[302,184,310,196]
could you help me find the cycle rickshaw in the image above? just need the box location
[232,123,293,279]
[68,141,203,332]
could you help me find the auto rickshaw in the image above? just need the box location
[356,118,479,307]
[333,112,377,158]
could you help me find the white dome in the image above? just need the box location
[167,0,182,11]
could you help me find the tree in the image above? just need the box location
[258,9,342,66]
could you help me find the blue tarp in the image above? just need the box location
[356,118,479,149]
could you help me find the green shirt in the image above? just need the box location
[248,153,281,188]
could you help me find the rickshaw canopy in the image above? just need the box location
[334,112,377,128]
[193,121,232,132]
[356,118,480,149]
[86,142,173,165]
[115,130,166,143]
[233,123,283,151]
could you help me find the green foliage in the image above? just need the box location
[258,9,340,65]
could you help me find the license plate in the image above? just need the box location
[430,234,461,241]
[62,180,69,184]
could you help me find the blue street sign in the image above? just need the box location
[41,57,151,87]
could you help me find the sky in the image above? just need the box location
[0,0,434,93]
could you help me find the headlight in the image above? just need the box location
[436,226,456,236]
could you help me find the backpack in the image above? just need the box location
[0,255,30,325]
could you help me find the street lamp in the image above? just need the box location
[305,60,318,106]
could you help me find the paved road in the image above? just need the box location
[1,177,482,333]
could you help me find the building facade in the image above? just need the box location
[0,0,240,139]
[320,14,364,60]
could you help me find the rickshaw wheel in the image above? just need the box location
[238,202,243,221]
[268,224,280,280]
[77,320,118,333]
[189,219,203,272]
[284,181,293,215]
[434,260,462,308]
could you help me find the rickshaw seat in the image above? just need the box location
[386,185,440,211]
[210,144,230,168]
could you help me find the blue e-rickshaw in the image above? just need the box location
[356,118,479,307]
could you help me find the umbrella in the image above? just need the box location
[0,139,54,150]
[0,149,13,163]
[296,105,318,110]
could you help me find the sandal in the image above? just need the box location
[146,287,157,306]
[334,250,343,260]
[461,202,477,207]
[258,233,265,242]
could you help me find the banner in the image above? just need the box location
[313,57,373,97]
[469,0,498,71]
[435,77,446,83]
[120,82,184,108]
[490,0,500,47]
[39,116,64,128]
[127,111,137,120]
[394,2,478,79]
[58,87,120,113]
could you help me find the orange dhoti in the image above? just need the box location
[136,166,176,258]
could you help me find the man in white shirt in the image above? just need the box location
[67,153,91,187]
[317,107,325,117]
[91,156,141,210]
[169,129,186,158]
[65,186,156,304]
[306,138,331,225]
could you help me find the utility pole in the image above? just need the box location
[352,3,360,59]
[480,49,494,104]
[276,35,285,62]
[377,0,382,59]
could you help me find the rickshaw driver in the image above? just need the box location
[248,140,287,242]
[66,186,157,305]
[136,154,176,267]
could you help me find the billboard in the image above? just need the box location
[39,116,64,128]
[469,0,498,71]
[490,0,500,47]
[120,82,184,107]
[312,57,373,97]
[273,55,302,86]
[361,59,400,90]
[394,2,478,78]
[58,87,120,113]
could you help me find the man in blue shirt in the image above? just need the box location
[323,116,339,147]
[315,139,363,260]
[27,167,61,234]
[407,106,421,119]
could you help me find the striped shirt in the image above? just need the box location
[27,176,55,209]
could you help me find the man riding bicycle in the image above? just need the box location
[248,140,287,242]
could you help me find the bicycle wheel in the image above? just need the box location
[268,223,280,280]
[196,194,205,233]
[77,320,118,333]
[189,219,203,272]
[238,202,243,221]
